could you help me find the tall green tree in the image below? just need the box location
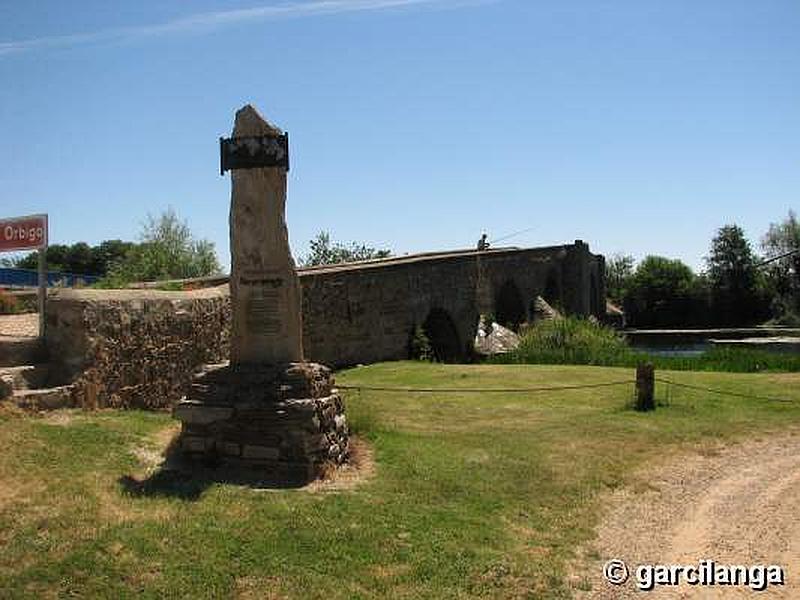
[706,224,763,325]
[301,231,391,267]
[104,208,221,283]
[90,240,135,276]
[761,210,800,323]
[624,255,707,327]
[15,244,68,272]
[605,253,635,305]
[9,213,217,286]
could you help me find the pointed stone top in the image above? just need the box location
[233,103,283,138]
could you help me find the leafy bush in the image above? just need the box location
[154,281,185,291]
[494,317,635,366]
[623,255,710,327]
[773,311,800,327]
[301,231,391,267]
[96,208,221,287]
[91,273,133,289]
[409,325,434,362]
[493,316,800,372]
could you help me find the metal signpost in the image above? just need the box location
[0,214,48,338]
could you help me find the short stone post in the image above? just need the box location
[635,363,655,412]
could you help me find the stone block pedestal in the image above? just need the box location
[174,361,349,483]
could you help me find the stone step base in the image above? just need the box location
[174,362,349,484]
[9,385,75,411]
[0,337,46,367]
[176,395,349,469]
[0,364,51,394]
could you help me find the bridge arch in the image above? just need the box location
[422,308,463,363]
[590,272,600,317]
[544,269,562,309]
[495,279,526,331]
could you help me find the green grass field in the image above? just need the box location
[1,362,799,599]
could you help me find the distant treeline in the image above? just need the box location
[607,211,800,328]
[11,240,133,277]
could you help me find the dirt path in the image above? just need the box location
[0,313,38,337]
[573,430,800,598]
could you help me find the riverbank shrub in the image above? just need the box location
[493,317,800,372]
[493,317,635,366]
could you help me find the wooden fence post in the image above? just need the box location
[635,363,655,411]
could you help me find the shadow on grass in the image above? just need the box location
[118,437,311,501]
[118,467,310,501]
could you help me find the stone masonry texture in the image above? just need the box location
[175,362,349,482]
[46,243,604,410]
[46,286,230,409]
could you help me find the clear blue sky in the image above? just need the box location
[1,0,798,271]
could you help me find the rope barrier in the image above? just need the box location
[336,380,634,393]
[337,377,797,403]
[655,378,797,404]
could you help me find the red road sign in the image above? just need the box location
[0,214,48,252]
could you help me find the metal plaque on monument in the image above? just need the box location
[174,104,349,484]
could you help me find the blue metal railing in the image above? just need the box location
[0,267,100,288]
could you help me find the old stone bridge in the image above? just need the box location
[299,240,605,365]
[42,240,605,409]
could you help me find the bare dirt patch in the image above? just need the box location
[124,424,374,495]
[234,575,286,600]
[95,474,175,525]
[371,563,412,579]
[131,423,181,473]
[0,403,26,419]
[303,435,375,493]
[763,373,800,387]
[0,478,43,514]
[79,423,182,525]
[40,410,76,427]
[571,429,800,598]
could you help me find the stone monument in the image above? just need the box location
[174,104,349,483]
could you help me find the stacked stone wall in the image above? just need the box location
[46,286,230,409]
[176,362,349,482]
[45,244,605,410]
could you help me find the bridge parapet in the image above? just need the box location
[43,242,606,408]
[300,241,605,366]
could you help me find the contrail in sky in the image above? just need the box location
[0,0,487,57]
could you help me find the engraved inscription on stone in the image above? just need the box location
[246,284,283,336]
